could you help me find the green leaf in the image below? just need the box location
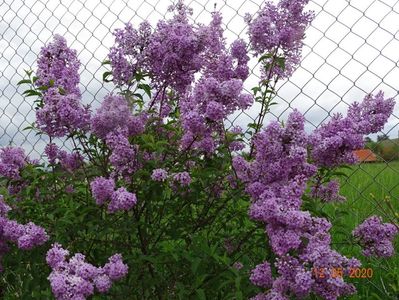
[102,71,113,82]
[37,85,48,91]
[138,83,152,98]
[24,69,33,77]
[22,90,42,97]
[275,56,286,70]
[195,289,206,300]
[258,53,273,63]
[17,79,32,85]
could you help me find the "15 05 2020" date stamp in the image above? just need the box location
[312,267,373,279]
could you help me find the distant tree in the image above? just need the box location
[364,136,373,143]
[377,134,389,142]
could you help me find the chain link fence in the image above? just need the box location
[1,0,399,297]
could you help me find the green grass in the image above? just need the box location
[322,161,399,299]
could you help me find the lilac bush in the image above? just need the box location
[0,0,398,299]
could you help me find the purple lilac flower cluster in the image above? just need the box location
[232,90,395,298]
[36,88,90,138]
[145,3,205,93]
[90,177,137,213]
[45,143,83,172]
[106,130,138,179]
[151,168,168,182]
[0,195,48,271]
[172,171,191,186]
[109,21,152,86]
[47,243,128,299]
[91,95,146,178]
[109,1,206,93]
[35,36,90,137]
[310,180,346,203]
[91,94,145,139]
[36,34,81,95]
[234,109,363,299]
[245,0,313,78]
[309,93,394,167]
[179,13,252,153]
[0,146,29,180]
[0,147,38,200]
[352,216,398,257]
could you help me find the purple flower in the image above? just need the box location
[46,244,128,299]
[91,94,132,139]
[103,254,129,281]
[233,262,244,270]
[58,150,84,172]
[1,218,48,251]
[90,177,115,206]
[108,187,137,213]
[109,21,152,86]
[309,92,395,167]
[353,215,398,257]
[106,130,138,177]
[151,168,168,182]
[45,143,60,164]
[245,0,313,78]
[36,88,90,137]
[145,3,205,93]
[46,243,70,269]
[0,195,11,216]
[348,91,395,134]
[311,180,346,203]
[205,101,224,122]
[65,185,75,194]
[0,146,28,180]
[17,222,49,250]
[93,274,112,293]
[36,34,80,95]
[250,261,273,288]
[173,172,191,186]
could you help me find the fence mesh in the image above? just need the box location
[1,0,399,297]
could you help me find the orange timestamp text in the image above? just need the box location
[312,267,374,279]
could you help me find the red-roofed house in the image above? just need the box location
[353,149,378,162]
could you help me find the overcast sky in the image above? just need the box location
[1,0,399,157]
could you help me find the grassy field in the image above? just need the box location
[323,161,399,299]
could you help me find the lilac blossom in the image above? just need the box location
[91,94,132,139]
[311,180,346,203]
[46,244,128,299]
[0,146,29,180]
[36,88,90,137]
[172,172,191,186]
[44,143,83,171]
[310,92,395,167]
[237,110,360,299]
[108,187,137,213]
[233,262,243,270]
[151,168,168,182]
[0,197,48,266]
[245,0,313,78]
[353,215,398,257]
[36,34,80,95]
[2,220,49,250]
[145,2,205,93]
[90,177,115,206]
[250,261,273,288]
[109,21,152,86]
[348,91,395,134]
[106,130,138,178]
[103,254,129,280]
